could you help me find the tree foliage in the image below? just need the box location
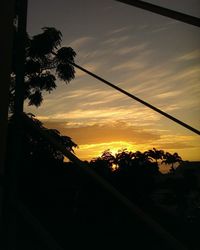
[10,26,76,111]
[162,152,182,171]
[92,148,183,174]
[7,113,78,163]
[146,148,164,163]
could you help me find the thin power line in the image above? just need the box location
[115,0,200,27]
[68,61,200,136]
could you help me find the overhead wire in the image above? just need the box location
[115,0,200,27]
[67,61,200,136]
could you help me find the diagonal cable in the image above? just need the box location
[68,61,200,136]
[115,0,200,27]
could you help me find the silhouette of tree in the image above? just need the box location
[99,149,116,167]
[10,27,76,111]
[115,149,134,169]
[90,150,116,179]
[146,148,164,165]
[92,149,134,171]
[162,152,182,172]
[132,150,150,165]
[90,149,161,205]
[8,113,77,164]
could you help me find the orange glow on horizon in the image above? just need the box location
[73,141,141,160]
[72,140,199,163]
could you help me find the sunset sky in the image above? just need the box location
[25,0,200,161]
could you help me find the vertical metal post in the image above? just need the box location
[0,0,15,178]
[0,1,15,249]
[3,1,28,249]
[14,0,28,115]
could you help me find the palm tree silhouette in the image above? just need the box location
[162,152,182,172]
[132,151,150,165]
[146,148,164,165]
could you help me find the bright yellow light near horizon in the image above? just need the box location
[69,139,200,164]
[73,141,147,160]
[73,141,177,174]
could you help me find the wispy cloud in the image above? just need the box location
[75,62,100,77]
[175,50,200,62]
[114,43,148,56]
[108,26,131,35]
[170,66,200,82]
[151,134,197,150]
[156,90,183,99]
[37,106,160,125]
[102,36,129,46]
[45,121,160,145]
[110,60,146,71]
[69,36,95,50]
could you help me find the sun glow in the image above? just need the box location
[74,141,144,160]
